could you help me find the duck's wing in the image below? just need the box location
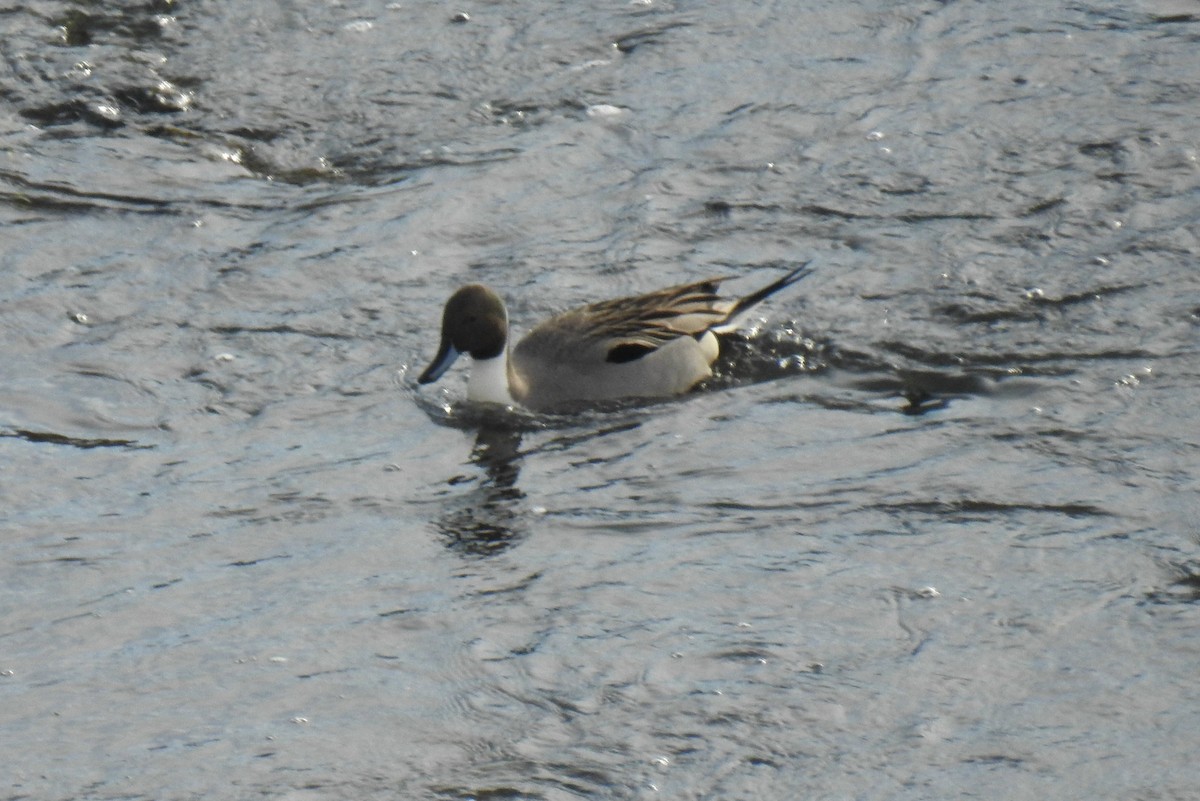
[570,276,735,362]
[527,263,813,364]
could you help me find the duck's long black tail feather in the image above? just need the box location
[734,262,813,313]
[715,261,813,332]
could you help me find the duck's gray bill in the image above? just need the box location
[417,341,460,384]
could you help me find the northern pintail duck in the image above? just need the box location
[418,264,811,410]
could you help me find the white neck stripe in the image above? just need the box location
[466,347,515,406]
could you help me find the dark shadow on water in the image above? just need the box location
[833,365,1001,416]
[0,427,151,450]
[1143,560,1200,605]
[713,328,1037,415]
[415,395,660,557]
[435,424,528,558]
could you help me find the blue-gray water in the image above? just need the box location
[3,1,1199,799]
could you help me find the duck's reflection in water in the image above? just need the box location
[435,424,526,557]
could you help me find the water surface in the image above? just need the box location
[2,1,1199,799]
